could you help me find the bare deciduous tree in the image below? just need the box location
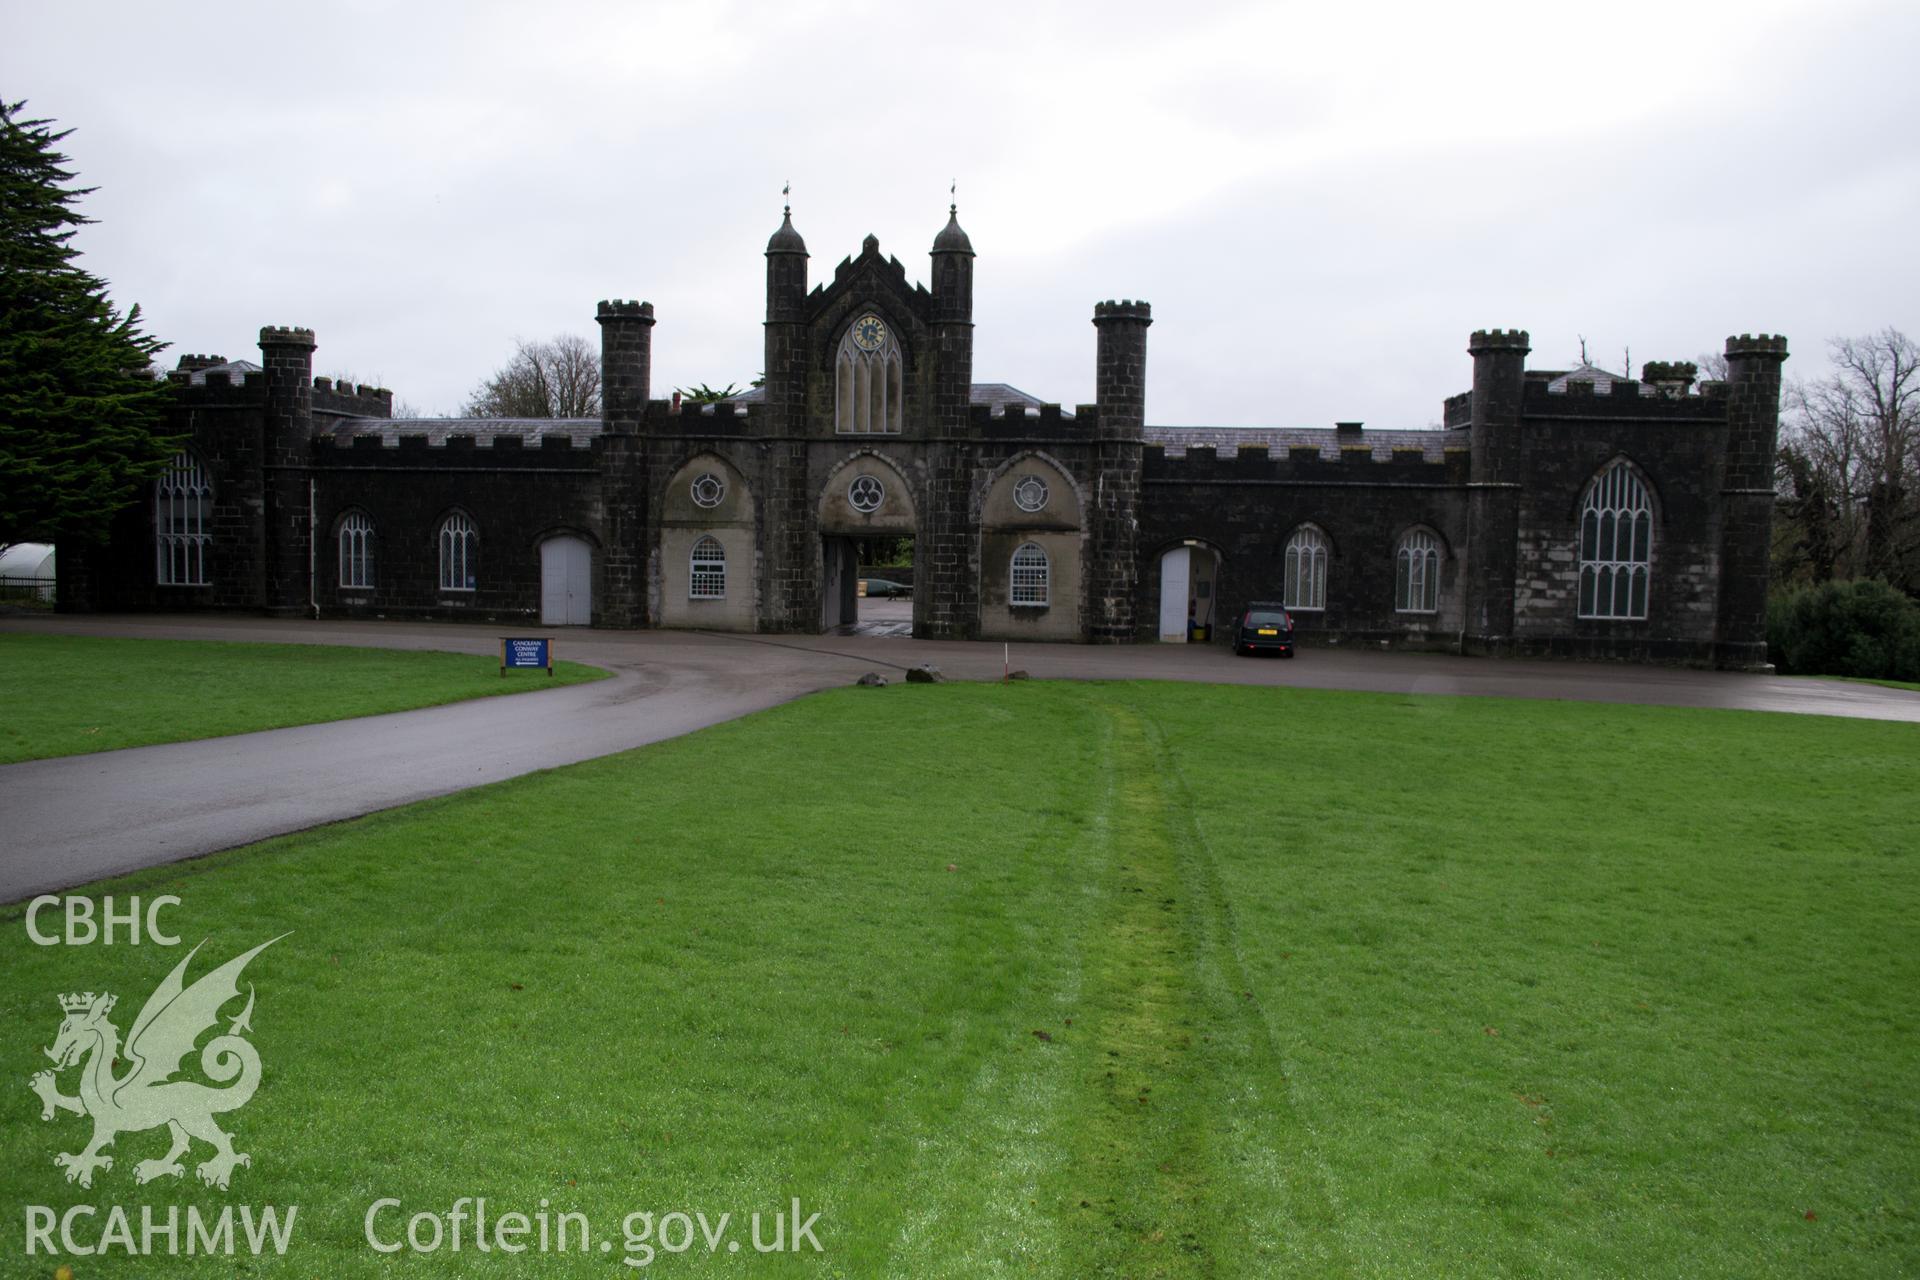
[464,334,601,418]
[1775,328,1920,592]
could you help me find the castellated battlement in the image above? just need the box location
[1142,438,1468,484]
[1521,377,1727,418]
[637,398,756,431]
[1093,299,1152,324]
[312,377,393,418]
[258,325,316,348]
[1468,328,1531,353]
[596,299,655,321]
[314,429,596,465]
[1725,333,1789,360]
[974,402,1076,435]
[166,370,268,401]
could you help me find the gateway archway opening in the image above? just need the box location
[1157,543,1220,642]
[824,533,915,637]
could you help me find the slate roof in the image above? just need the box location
[1541,364,1657,396]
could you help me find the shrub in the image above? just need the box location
[1766,579,1920,680]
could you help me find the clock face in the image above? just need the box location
[851,314,887,352]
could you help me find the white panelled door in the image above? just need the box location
[1158,546,1191,642]
[540,536,592,626]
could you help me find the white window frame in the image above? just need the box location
[1012,474,1049,513]
[154,451,212,586]
[1283,525,1327,612]
[689,534,726,600]
[438,512,478,592]
[834,319,904,434]
[1395,529,1440,614]
[338,511,375,589]
[1578,462,1653,620]
[1010,542,1050,607]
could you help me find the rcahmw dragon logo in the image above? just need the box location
[28,935,287,1190]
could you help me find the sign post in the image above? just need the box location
[500,637,554,677]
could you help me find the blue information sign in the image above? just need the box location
[501,637,553,676]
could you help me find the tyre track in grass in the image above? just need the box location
[1127,690,1352,1275]
[1063,700,1222,1276]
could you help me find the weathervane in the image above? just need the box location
[783,180,790,217]
[949,178,957,215]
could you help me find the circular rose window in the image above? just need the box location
[1012,475,1049,513]
[690,472,726,508]
[848,475,885,513]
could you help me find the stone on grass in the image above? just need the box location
[905,664,945,684]
[855,672,888,687]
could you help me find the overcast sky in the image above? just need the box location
[6,0,1918,426]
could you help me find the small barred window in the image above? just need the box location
[1010,542,1050,606]
[690,535,726,600]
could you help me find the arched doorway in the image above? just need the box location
[1157,542,1220,642]
[539,536,592,625]
[818,453,917,635]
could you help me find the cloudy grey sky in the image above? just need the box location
[6,0,1918,426]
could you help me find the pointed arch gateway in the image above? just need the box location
[818,452,917,633]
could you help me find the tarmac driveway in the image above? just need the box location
[2,614,1916,901]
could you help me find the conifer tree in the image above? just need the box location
[0,98,177,547]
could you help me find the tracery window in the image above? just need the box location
[1395,529,1439,614]
[1578,462,1653,620]
[439,512,478,592]
[1283,525,1327,612]
[154,451,212,586]
[339,512,375,589]
[834,314,904,434]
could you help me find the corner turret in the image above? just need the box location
[766,203,808,325]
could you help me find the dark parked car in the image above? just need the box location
[1234,602,1296,657]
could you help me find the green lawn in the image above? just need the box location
[1,682,1914,1276]
[0,633,606,763]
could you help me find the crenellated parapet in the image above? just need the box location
[1724,333,1789,362]
[1142,440,1469,485]
[166,368,268,402]
[1520,376,1726,419]
[311,378,394,418]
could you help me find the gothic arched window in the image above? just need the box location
[1578,462,1653,620]
[339,511,375,589]
[1284,525,1327,612]
[154,451,212,586]
[439,512,478,592]
[1395,529,1440,614]
[834,313,904,434]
